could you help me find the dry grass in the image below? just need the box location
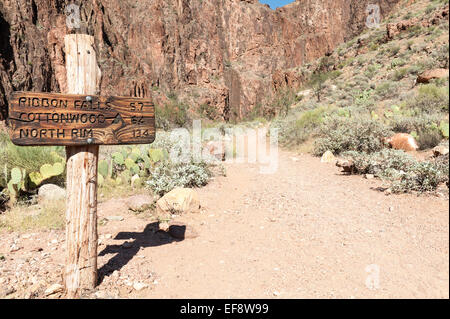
[0,199,66,232]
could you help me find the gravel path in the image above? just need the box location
[1,150,448,298]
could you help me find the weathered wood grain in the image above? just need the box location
[8,91,155,146]
[64,34,99,298]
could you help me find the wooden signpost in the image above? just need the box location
[6,33,155,298]
[8,92,155,146]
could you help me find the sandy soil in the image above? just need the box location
[0,150,448,299]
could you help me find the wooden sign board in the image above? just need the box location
[7,91,155,146]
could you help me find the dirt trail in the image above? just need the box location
[1,149,448,299]
[100,150,449,299]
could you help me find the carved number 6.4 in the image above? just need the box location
[65,4,81,29]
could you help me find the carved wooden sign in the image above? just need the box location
[7,91,155,146]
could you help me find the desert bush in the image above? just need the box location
[343,149,417,178]
[146,160,211,196]
[374,81,399,100]
[314,117,393,156]
[258,88,297,119]
[410,84,449,113]
[391,58,407,68]
[156,98,189,130]
[197,103,220,121]
[365,63,382,78]
[392,67,409,81]
[342,149,448,193]
[391,160,446,193]
[274,106,331,146]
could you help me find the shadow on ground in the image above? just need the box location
[97,222,181,284]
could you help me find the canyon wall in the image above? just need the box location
[0,0,401,121]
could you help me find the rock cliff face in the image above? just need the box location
[0,0,401,121]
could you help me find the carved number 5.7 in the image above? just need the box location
[130,102,144,111]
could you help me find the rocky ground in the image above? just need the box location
[0,149,448,299]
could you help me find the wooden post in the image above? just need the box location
[64,34,101,298]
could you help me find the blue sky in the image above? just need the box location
[259,0,295,9]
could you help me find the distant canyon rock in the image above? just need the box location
[0,0,401,121]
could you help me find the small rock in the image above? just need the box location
[38,184,66,203]
[168,222,199,239]
[9,244,22,252]
[321,151,336,163]
[107,216,124,222]
[365,174,375,180]
[336,159,355,174]
[126,195,155,212]
[433,145,449,157]
[45,283,63,296]
[273,291,281,296]
[133,282,149,291]
[156,188,201,216]
[389,206,394,212]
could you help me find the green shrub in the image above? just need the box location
[156,98,189,130]
[197,103,219,121]
[391,58,407,68]
[314,117,392,156]
[374,81,399,100]
[260,88,297,119]
[392,67,409,81]
[342,150,448,193]
[275,106,331,146]
[343,149,417,178]
[391,160,446,193]
[410,84,449,113]
[146,160,212,196]
[365,64,382,78]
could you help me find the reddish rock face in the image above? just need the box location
[0,0,400,121]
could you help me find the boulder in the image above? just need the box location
[321,151,336,163]
[38,184,66,203]
[125,194,155,212]
[417,68,449,84]
[156,188,200,216]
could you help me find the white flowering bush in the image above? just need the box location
[146,160,212,196]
